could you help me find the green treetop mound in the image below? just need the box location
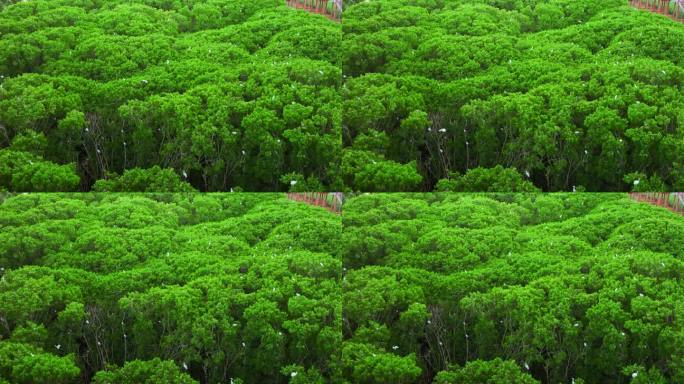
[0,0,342,192]
[341,193,684,383]
[342,0,684,192]
[0,193,342,383]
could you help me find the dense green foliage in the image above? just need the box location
[92,166,196,192]
[434,165,540,192]
[4,0,683,193]
[0,194,341,383]
[342,193,684,383]
[0,0,341,191]
[0,131,81,192]
[342,0,684,191]
[4,192,684,383]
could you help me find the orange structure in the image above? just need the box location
[629,192,684,216]
[630,0,684,23]
[286,192,344,214]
